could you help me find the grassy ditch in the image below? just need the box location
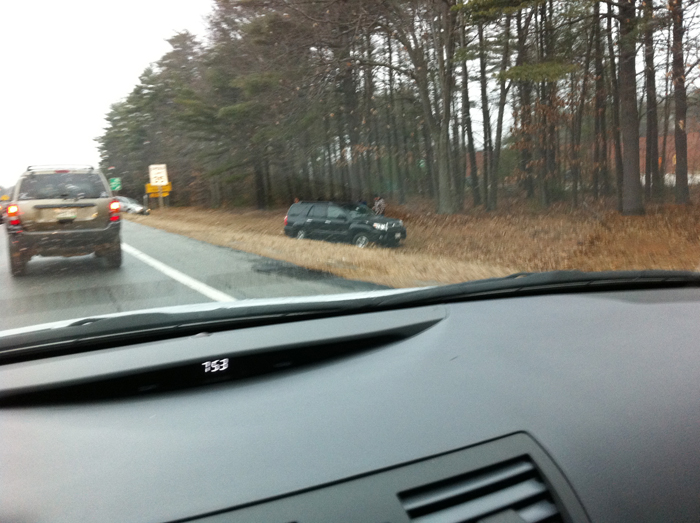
[125,197,700,288]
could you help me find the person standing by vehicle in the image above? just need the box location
[373,195,386,215]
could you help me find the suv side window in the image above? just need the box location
[309,204,327,218]
[327,206,347,219]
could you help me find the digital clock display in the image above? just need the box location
[201,358,229,373]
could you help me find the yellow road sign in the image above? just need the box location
[145,183,172,194]
[149,192,170,198]
[0,195,9,201]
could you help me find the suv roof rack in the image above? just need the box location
[25,165,95,172]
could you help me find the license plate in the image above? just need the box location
[56,210,77,220]
[395,233,401,239]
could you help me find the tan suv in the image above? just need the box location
[6,166,122,276]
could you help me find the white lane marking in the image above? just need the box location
[122,243,236,302]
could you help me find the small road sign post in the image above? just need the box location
[148,165,169,210]
[109,177,122,192]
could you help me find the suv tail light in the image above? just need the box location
[109,200,121,222]
[284,215,288,226]
[7,204,20,226]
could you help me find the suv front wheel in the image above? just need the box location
[353,233,370,248]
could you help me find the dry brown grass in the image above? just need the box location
[564,203,700,271]
[125,196,700,288]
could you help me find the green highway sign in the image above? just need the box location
[109,177,122,191]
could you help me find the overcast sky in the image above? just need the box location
[0,0,213,188]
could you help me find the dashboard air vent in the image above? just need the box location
[398,457,563,523]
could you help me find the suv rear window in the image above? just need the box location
[288,203,311,216]
[17,172,109,200]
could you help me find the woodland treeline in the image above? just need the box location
[97,0,700,214]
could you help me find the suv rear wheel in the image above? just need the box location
[353,233,370,248]
[9,240,27,277]
[296,229,307,240]
[104,240,122,268]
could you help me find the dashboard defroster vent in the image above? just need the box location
[399,457,563,523]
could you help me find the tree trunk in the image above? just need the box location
[545,0,558,198]
[644,0,661,200]
[370,113,385,195]
[516,10,534,199]
[302,137,315,200]
[342,112,360,200]
[671,0,689,204]
[461,22,481,206]
[336,113,351,201]
[366,53,385,197]
[618,0,644,215]
[451,94,465,211]
[286,147,298,202]
[323,116,336,200]
[384,34,398,200]
[660,23,672,184]
[536,6,549,206]
[593,0,609,199]
[340,39,364,200]
[364,31,381,198]
[571,28,594,207]
[492,14,512,211]
[478,23,493,210]
[421,123,437,198]
[535,0,558,206]
[607,8,625,211]
[432,1,457,214]
[396,85,409,204]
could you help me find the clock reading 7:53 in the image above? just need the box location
[202,358,229,373]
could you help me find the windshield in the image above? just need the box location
[1,0,700,334]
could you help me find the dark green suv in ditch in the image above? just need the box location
[283,201,406,248]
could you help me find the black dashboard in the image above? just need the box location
[2,286,700,522]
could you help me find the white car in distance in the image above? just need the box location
[116,196,150,215]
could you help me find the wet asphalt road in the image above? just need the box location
[0,220,385,331]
